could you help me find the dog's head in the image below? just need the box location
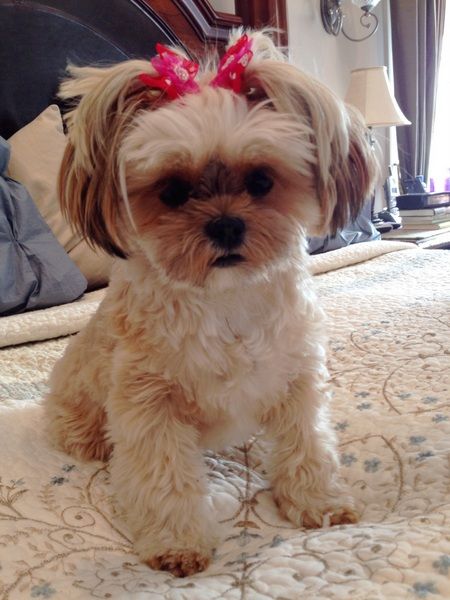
[59,30,377,289]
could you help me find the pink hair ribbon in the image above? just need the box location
[139,35,253,99]
[139,43,200,100]
[210,34,253,93]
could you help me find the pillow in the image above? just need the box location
[308,199,380,254]
[6,105,112,289]
[0,137,87,315]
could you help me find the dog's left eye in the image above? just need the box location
[245,168,274,198]
[159,177,192,208]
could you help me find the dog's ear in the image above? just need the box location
[58,60,166,258]
[327,103,378,234]
[243,32,378,236]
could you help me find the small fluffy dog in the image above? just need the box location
[45,30,376,576]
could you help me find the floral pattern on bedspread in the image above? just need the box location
[1,247,450,599]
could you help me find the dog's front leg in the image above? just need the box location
[108,365,215,576]
[263,374,358,529]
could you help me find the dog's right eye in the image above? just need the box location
[245,167,274,198]
[159,177,192,208]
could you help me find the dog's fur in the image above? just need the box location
[44,31,377,576]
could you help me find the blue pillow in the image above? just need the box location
[0,137,87,315]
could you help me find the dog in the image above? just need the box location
[44,30,376,577]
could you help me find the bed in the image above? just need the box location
[1,2,450,599]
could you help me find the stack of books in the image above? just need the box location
[382,192,450,246]
[399,205,450,230]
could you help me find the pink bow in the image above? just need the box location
[139,35,254,100]
[210,34,254,93]
[139,43,200,99]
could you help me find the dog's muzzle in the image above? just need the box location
[204,216,246,251]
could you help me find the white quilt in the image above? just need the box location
[1,241,450,600]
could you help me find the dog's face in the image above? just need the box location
[121,87,319,288]
[58,32,377,289]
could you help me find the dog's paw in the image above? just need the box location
[146,549,210,577]
[58,435,112,462]
[277,496,359,529]
[300,506,359,529]
[46,403,112,462]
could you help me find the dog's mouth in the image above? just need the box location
[212,254,245,268]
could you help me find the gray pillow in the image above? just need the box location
[0,137,87,315]
[308,198,380,254]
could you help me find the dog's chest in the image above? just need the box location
[119,268,319,448]
[162,294,305,421]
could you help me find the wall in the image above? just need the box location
[287,0,387,97]
[209,0,236,13]
[286,0,392,210]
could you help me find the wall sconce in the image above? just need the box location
[321,0,381,41]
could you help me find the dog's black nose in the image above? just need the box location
[204,216,246,250]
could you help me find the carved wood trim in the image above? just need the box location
[235,0,288,46]
[140,0,287,56]
[174,0,243,42]
[139,0,207,55]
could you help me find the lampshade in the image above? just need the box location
[345,66,411,127]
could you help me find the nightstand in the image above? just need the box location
[381,227,450,249]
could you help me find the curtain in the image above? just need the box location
[391,0,446,182]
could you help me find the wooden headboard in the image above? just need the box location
[145,0,288,54]
[0,0,287,139]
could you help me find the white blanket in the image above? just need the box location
[1,240,450,599]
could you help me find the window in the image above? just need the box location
[429,13,450,192]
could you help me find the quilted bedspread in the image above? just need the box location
[1,241,450,599]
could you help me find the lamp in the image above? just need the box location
[345,67,411,228]
[321,0,381,41]
[345,66,411,140]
